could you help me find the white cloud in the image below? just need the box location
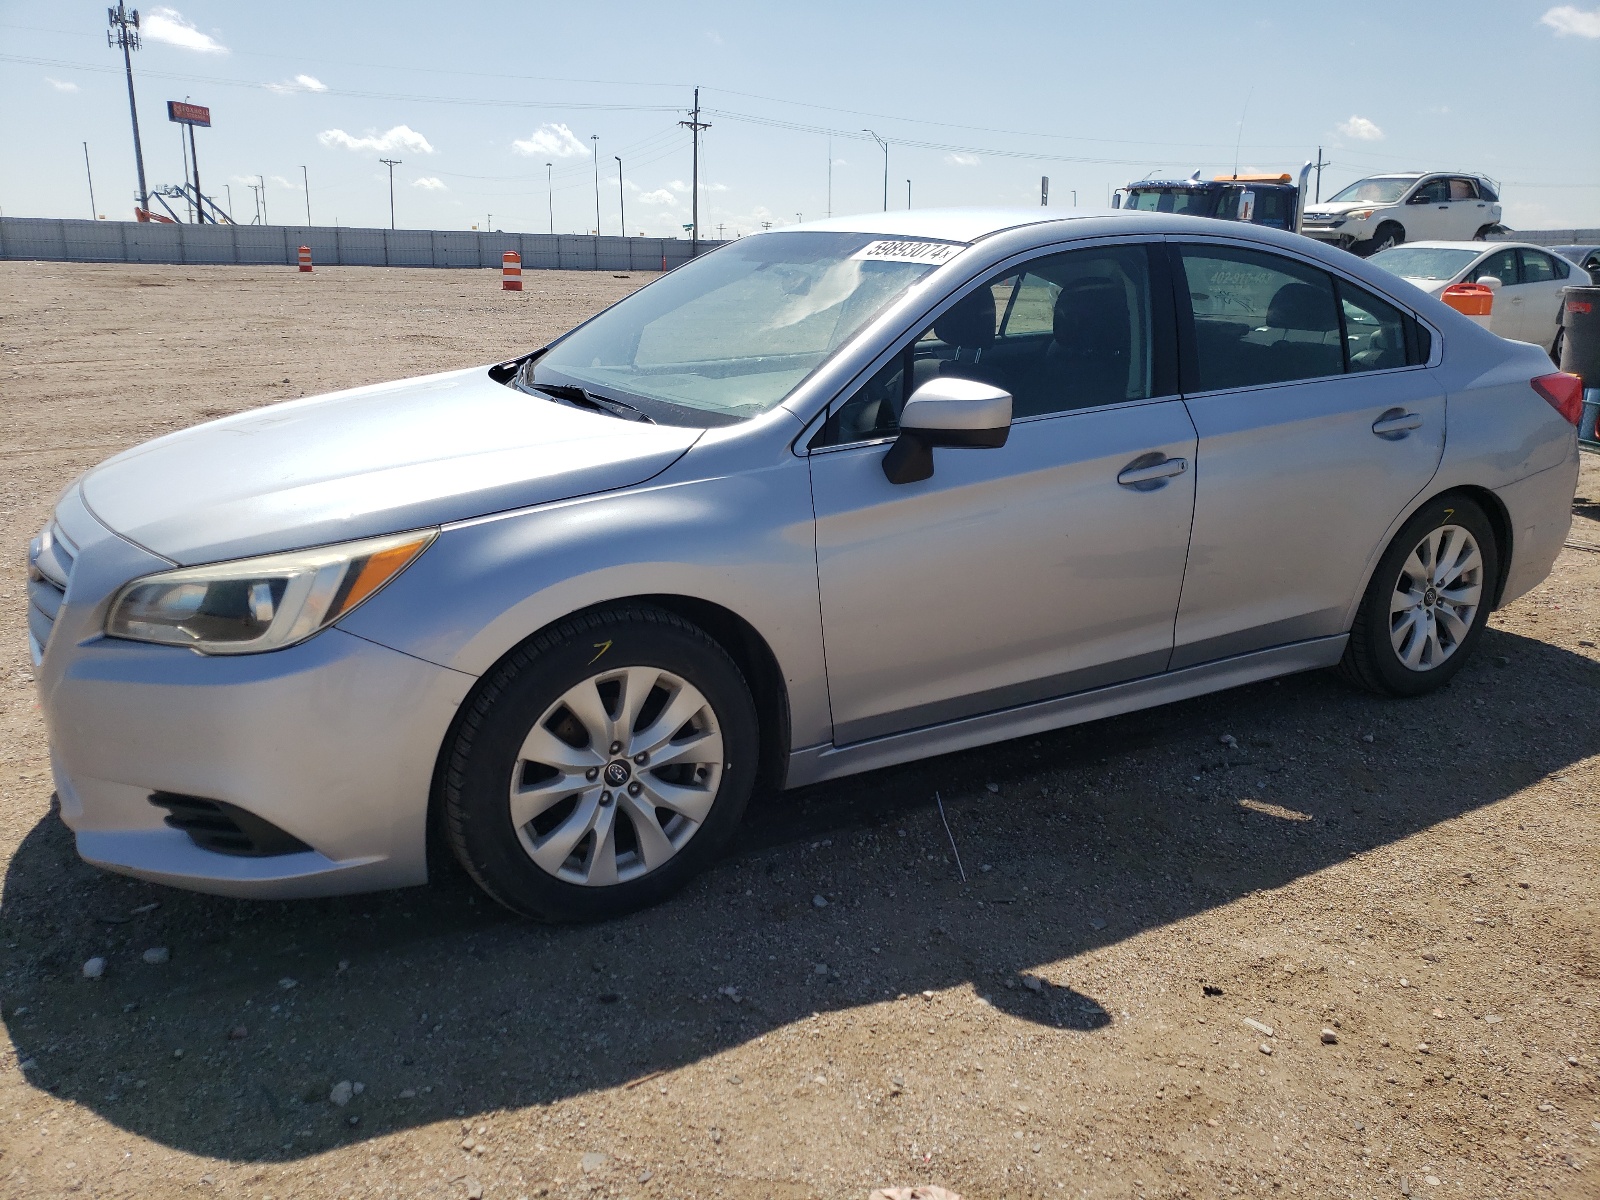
[511,123,589,158]
[266,74,327,94]
[412,177,447,190]
[269,175,302,190]
[1541,4,1600,35]
[318,125,435,154]
[143,7,228,54]
[637,188,677,206]
[944,153,980,167]
[45,77,79,92]
[1336,115,1385,141]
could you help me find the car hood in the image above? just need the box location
[80,366,703,565]
[1395,277,1452,295]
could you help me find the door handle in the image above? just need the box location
[1117,455,1188,488]
[1372,409,1423,439]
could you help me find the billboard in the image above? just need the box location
[167,101,211,127]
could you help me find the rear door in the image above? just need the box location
[1444,177,1491,240]
[1516,248,1571,352]
[1171,241,1444,666]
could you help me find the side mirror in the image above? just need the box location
[1111,192,1122,209]
[1477,275,1502,292]
[882,377,1011,485]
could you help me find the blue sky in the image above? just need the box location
[2,1,1597,235]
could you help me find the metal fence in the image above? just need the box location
[0,217,723,271]
[1488,227,1600,247]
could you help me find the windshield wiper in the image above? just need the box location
[524,382,654,424]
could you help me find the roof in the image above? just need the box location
[1383,240,1548,252]
[785,207,1104,244]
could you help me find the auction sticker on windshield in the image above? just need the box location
[850,240,967,266]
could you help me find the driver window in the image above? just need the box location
[816,244,1158,446]
[1471,248,1519,286]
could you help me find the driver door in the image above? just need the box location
[808,242,1197,745]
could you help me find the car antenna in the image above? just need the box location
[1231,86,1255,180]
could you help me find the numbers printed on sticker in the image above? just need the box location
[850,240,966,266]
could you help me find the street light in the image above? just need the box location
[906,179,911,209]
[863,129,887,212]
[615,155,625,239]
[301,164,311,225]
[590,134,601,236]
[546,162,553,234]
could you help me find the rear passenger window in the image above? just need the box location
[1338,281,1408,373]
[1179,245,1343,390]
[1519,250,1557,283]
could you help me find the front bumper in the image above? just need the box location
[1300,223,1360,247]
[36,492,476,898]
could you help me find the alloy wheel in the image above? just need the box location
[1389,524,1484,671]
[509,666,724,885]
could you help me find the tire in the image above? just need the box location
[443,605,759,922]
[1337,496,1499,698]
[1551,327,1564,367]
[1473,224,1495,242]
[1363,222,1405,256]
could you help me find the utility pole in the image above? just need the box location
[905,179,911,209]
[224,183,232,221]
[864,129,887,212]
[678,87,710,255]
[1314,146,1328,203]
[615,155,625,238]
[590,135,601,235]
[717,223,725,240]
[258,174,268,224]
[1041,176,1049,206]
[83,142,97,219]
[301,165,311,225]
[178,124,193,221]
[827,136,832,218]
[545,162,553,234]
[107,4,149,217]
[379,158,400,228]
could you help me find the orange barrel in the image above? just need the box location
[1440,281,1493,329]
[297,245,312,273]
[502,251,522,291]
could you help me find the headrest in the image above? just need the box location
[1053,279,1129,350]
[934,287,996,350]
[1265,282,1339,333]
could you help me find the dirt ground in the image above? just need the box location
[1,261,1597,1200]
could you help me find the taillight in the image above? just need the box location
[1531,372,1584,426]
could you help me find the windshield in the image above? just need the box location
[523,231,961,426]
[1124,187,1219,217]
[1368,246,1480,281]
[1326,176,1414,205]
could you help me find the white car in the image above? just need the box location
[1367,240,1586,358]
[1300,173,1502,256]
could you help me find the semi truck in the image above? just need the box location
[1113,162,1315,233]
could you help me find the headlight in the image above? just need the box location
[105,529,436,655]
[1344,209,1376,221]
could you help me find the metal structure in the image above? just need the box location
[167,101,211,223]
[590,135,601,235]
[615,156,625,239]
[83,143,97,219]
[106,3,149,218]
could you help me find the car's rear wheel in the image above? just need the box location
[443,606,758,921]
[1473,224,1496,241]
[1338,497,1498,697]
[1364,222,1405,256]
[1551,327,1565,367]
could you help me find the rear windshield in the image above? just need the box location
[1124,187,1220,217]
[1368,246,1480,281]
[523,232,961,426]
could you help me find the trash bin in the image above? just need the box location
[1561,285,1600,449]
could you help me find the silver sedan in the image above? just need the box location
[28,209,1581,920]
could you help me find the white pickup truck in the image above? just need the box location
[1299,172,1502,256]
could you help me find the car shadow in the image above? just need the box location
[2,626,1593,1162]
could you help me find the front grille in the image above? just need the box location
[149,792,313,858]
[26,520,76,659]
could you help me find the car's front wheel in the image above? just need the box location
[443,606,758,921]
[1338,497,1498,697]
[1362,222,1405,256]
